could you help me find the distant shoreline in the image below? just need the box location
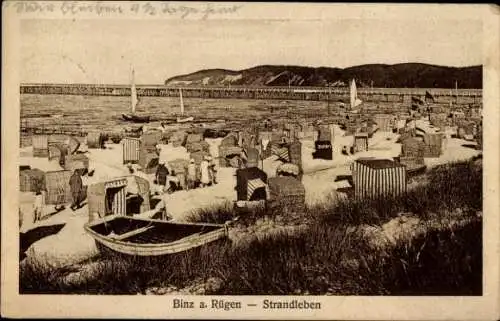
[20,84,482,103]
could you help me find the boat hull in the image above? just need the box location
[176,116,194,123]
[84,215,228,257]
[122,114,151,123]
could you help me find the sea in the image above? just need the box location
[20,94,335,133]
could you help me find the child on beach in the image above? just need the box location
[33,190,44,223]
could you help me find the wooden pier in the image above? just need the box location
[21,83,482,104]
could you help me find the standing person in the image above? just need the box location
[186,159,197,190]
[264,118,271,130]
[200,157,210,188]
[155,162,169,192]
[169,170,181,192]
[207,156,217,185]
[69,169,83,211]
[33,189,44,223]
[155,143,162,156]
[19,209,23,229]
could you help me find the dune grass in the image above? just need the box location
[185,202,237,225]
[380,219,482,295]
[318,159,482,226]
[20,160,483,295]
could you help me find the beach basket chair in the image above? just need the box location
[267,176,305,215]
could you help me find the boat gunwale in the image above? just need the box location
[85,225,227,251]
[122,113,151,123]
[86,214,227,228]
[84,215,229,250]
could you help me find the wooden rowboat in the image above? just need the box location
[84,215,229,256]
[176,116,194,123]
[122,113,151,123]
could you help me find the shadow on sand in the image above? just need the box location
[20,223,66,261]
[150,197,162,209]
[461,143,479,150]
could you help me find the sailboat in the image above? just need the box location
[349,79,363,113]
[326,85,332,116]
[176,88,194,123]
[122,68,151,123]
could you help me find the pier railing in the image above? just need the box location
[20,84,482,104]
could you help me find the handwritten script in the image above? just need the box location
[7,1,243,19]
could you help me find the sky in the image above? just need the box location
[20,18,483,84]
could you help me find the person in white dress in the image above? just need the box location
[187,159,197,190]
[207,156,217,185]
[200,157,210,188]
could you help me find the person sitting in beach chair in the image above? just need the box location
[342,145,349,155]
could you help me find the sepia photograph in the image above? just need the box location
[2,1,499,319]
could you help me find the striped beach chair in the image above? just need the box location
[122,137,141,164]
[271,143,290,162]
[351,158,407,200]
[247,178,267,201]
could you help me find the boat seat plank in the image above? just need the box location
[110,225,155,241]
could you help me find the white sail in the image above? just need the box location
[176,88,194,123]
[131,68,138,114]
[350,79,362,109]
[179,88,184,116]
[350,79,355,109]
